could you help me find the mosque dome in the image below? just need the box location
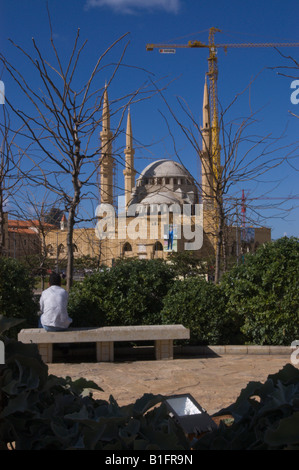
[129,159,199,211]
[138,159,192,180]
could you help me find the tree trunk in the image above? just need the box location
[66,207,75,292]
[66,167,81,291]
[214,234,222,284]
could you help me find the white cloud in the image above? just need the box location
[85,0,181,14]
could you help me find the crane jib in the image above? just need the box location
[147,43,299,51]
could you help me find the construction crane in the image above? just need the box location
[146,27,299,181]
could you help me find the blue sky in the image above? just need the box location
[1,0,298,239]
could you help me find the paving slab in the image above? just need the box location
[47,352,294,415]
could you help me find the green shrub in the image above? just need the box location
[222,237,299,345]
[0,258,38,337]
[67,267,111,327]
[161,277,239,344]
[68,259,175,327]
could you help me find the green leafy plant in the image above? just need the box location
[167,251,206,279]
[222,237,299,345]
[68,259,175,328]
[1,318,299,450]
[161,277,239,344]
[195,363,299,450]
[0,258,38,337]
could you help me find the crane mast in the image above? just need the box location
[146,28,299,190]
[207,27,221,189]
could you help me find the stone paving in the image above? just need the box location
[47,349,293,415]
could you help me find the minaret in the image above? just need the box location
[123,108,136,210]
[60,214,66,231]
[201,76,213,205]
[99,85,114,206]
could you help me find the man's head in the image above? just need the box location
[49,272,62,287]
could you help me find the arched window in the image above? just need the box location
[58,243,65,254]
[123,242,132,253]
[46,244,54,255]
[154,241,163,252]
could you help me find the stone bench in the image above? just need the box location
[18,324,190,363]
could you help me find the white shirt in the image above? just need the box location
[40,285,72,329]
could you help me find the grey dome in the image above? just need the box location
[137,159,193,181]
[129,159,199,209]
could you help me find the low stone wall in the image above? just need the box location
[177,344,292,356]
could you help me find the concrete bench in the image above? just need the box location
[18,324,190,363]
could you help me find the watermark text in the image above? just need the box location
[0,81,4,105]
[95,199,203,251]
[0,340,4,364]
[290,80,299,105]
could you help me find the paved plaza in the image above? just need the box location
[48,350,293,415]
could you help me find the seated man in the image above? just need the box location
[39,272,72,332]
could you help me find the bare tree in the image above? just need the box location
[0,107,22,256]
[0,18,160,290]
[155,79,298,283]
[270,50,299,119]
[10,189,64,289]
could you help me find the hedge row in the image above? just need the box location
[68,237,299,346]
[0,237,298,345]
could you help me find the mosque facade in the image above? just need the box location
[44,82,271,269]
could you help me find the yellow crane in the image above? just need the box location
[146,27,299,182]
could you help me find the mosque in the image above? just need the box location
[44,81,271,270]
[95,81,214,266]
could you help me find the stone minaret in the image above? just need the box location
[123,108,136,210]
[201,76,213,206]
[99,85,114,206]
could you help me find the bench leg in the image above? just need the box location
[155,340,173,360]
[96,341,114,362]
[38,343,53,363]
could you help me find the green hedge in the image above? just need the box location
[68,259,175,328]
[222,237,299,345]
[67,237,298,346]
[0,258,38,336]
[161,277,241,345]
[2,237,297,346]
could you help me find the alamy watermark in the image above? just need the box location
[95,197,203,251]
[0,340,4,364]
[290,80,299,105]
[0,80,5,105]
